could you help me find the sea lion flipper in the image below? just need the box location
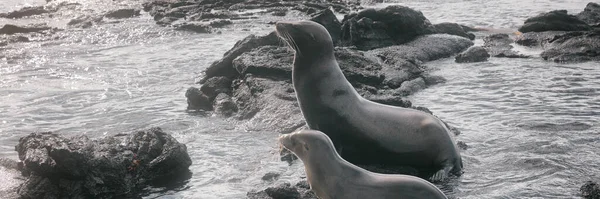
[429,166,451,182]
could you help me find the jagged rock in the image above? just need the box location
[541,30,600,62]
[174,22,212,33]
[455,46,490,63]
[518,10,591,33]
[483,33,529,58]
[433,22,474,40]
[576,2,600,26]
[233,46,294,78]
[213,93,238,116]
[395,77,427,96]
[203,32,280,81]
[104,8,141,19]
[309,9,342,45]
[369,34,474,62]
[15,128,192,199]
[0,24,53,35]
[581,181,600,199]
[340,5,435,50]
[186,87,213,111]
[200,76,232,100]
[0,6,51,18]
[515,31,568,47]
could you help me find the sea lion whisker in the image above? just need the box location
[285,31,302,57]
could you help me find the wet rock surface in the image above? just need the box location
[104,8,141,19]
[518,10,591,33]
[433,22,475,40]
[540,30,600,62]
[483,33,529,58]
[15,127,192,199]
[455,46,490,63]
[0,24,56,35]
[0,6,51,18]
[581,181,600,199]
[576,2,600,26]
[340,5,436,50]
[247,181,316,199]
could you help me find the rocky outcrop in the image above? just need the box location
[68,15,104,29]
[142,0,361,28]
[15,127,192,199]
[104,8,141,19]
[581,181,600,199]
[455,46,490,63]
[576,3,600,26]
[0,35,30,46]
[483,33,529,58]
[340,5,435,50]
[540,30,600,62]
[187,7,472,134]
[518,10,591,33]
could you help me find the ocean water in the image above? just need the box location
[0,0,598,198]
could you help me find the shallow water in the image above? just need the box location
[1,0,598,198]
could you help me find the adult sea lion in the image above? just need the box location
[279,130,448,199]
[275,20,462,181]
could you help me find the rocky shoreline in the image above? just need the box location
[2,0,600,198]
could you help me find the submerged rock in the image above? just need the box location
[515,31,568,47]
[340,5,435,50]
[174,22,212,33]
[247,181,316,199]
[15,127,192,199]
[581,181,600,199]
[483,33,529,58]
[518,10,591,33]
[541,30,600,62]
[68,15,104,29]
[0,24,54,35]
[0,6,51,18]
[104,8,141,19]
[455,46,490,63]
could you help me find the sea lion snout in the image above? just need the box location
[278,133,294,150]
[275,21,294,33]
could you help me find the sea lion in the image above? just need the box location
[279,130,448,199]
[275,20,462,181]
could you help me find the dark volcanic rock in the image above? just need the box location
[213,93,238,116]
[104,8,141,19]
[203,32,280,81]
[577,3,600,26]
[455,46,490,63]
[581,181,600,199]
[186,87,213,111]
[247,181,316,199]
[233,46,294,78]
[174,22,212,33]
[0,6,51,18]
[483,33,529,58]
[340,5,435,50]
[541,30,600,62]
[200,76,233,100]
[518,10,591,33]
[369,34,474,62]
[0,24,53,35]
[515,31,568,47]
[310,9,342,45]
[433,22,474,40]
[0,35,30,46]
[15,127,192,199]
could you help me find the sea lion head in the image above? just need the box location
[279,129,335,161]
[275,20,334,58]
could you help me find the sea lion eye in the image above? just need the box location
[303,143,309,151]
